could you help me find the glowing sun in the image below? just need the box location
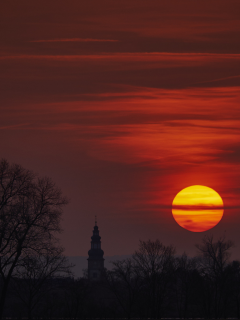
[172,185,224,232]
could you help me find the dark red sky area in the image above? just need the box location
[1,0,240,258]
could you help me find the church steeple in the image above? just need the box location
[87,219,104,281]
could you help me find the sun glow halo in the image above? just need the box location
[172,185,224,232]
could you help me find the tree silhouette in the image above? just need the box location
[133,239,176,319]
[12,249,72,319]
[196,235,234,318]
[105,258,141,319]
[0,159,68,319]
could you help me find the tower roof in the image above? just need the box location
[88,220,104,259]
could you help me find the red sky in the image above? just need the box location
[1,0,240,258]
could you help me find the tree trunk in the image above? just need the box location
[28,296,33,320]
[28,307,32,320]
[0,278,11,320]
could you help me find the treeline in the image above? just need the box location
[101,237,240,319]
[3,237,240,319]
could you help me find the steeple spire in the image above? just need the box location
[87,221,104,281]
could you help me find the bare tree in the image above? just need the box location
[133,239,176,319]
[174,253,201,318]
[225,260,240,318]
[0,159,68,319]
[105,259,141,319]
[196,235,234,318]
[196,235,234,277]
[63,278,89,319]
[12,248,72,319]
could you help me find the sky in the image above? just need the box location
[1,0,240,260]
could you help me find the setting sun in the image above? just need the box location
[172,185,224,232]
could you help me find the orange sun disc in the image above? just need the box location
[172,185,224,232]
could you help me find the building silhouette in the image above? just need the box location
[87,218,104,281]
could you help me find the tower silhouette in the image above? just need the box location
[87,217,104,281]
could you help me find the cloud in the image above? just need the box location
[31,38,118,43]
[2,52,240,63]
[2,0,240,58]
[1,52,240,110]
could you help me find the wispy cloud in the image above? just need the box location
[30,38,118,43]
[1,53,240,71]
[196,74,240,85]
[2,52,240,60]
[0,123,30,130]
